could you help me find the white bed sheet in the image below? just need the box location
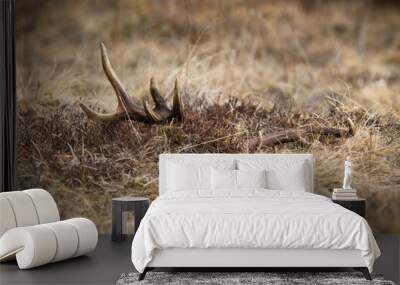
[131,190,380,273]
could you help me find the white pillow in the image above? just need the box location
[211,168,236,190]
[237,159,309,191]
[266,167,307,191]
[211,168,268,191]
[167,159,236,171]
[167,162,211,192]
[236,169,267,189]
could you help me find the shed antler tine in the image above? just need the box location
[80,44,184,124]
[172,79,184,122]
[149,77,168,109]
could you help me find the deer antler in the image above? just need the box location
[80,43,184,124]
[247,125,353,151]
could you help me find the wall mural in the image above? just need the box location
[16,0,399,233]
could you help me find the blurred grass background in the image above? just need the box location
[16,0,400,233]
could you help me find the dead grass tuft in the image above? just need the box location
[17,95,400,233]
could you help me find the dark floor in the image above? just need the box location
[0,235,133,285]
[0,234,399,285]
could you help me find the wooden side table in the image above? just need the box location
[332,198,366,218]
[112,197,150,242]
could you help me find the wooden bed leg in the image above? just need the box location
[138,268,148,281]
[354,267,372,280]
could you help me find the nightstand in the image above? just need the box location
[332,198,366,218]
[111,197,150,242]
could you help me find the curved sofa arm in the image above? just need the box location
[0,188,60,238]
[63,218,98,257]
[0,226,57,269]
[0,218,98,269]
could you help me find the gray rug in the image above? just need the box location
[116,272,396,285]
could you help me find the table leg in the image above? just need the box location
[133,202,149,236]
[112,201,123,241]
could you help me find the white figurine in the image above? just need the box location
[343,156,352,190]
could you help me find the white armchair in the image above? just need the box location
[0,189,98,269]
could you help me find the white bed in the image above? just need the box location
[131,154,380,280]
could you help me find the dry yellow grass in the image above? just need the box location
[16,0,400,233]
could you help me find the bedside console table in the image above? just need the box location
[112,197,150,242]
[332,198,366,218]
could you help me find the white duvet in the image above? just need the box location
[131,190,380,273]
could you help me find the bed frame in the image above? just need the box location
[139,154,371,280]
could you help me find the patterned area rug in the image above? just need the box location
[116,272,395,285]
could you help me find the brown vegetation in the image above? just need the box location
[16,0,400,233]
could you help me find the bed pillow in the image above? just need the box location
[236,169,267,189]
[237,159,309,191]
[266,167,307,191]
[167,162,212,192]
[166,159,236,171]
[211,169,268,191]
[211,168,237,191]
